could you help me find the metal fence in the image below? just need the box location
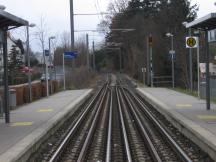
[153,76,172,87]
[200,78,216,99]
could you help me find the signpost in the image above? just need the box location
[44,49,50,97]
[63,51,78,90]
[186,36,200,97]
[148,35,153,87]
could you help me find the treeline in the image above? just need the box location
[100,0,198,88]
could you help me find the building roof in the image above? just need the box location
[0,10,28,29]
[186,13,216,30]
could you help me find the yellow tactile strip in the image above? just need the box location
[37,109,53,112]
[10,122,33,127]
[176,104,192,108]
[197,115,216,120]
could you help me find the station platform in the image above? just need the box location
[0,89,92,162]
[137,87,216,161]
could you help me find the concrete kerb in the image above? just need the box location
[0,89,93,162]
[136,88,216,161]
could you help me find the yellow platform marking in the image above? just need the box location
[10,122,33,127]
[37,109,53,112]
[176,104,192,108]
[197,115,216,120]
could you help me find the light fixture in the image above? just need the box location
[182,21,188,27]
[49,36,56,39]
[29,23,36,28]
[166,33,173,37]
[0,5,6,10]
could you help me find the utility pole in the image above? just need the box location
[70,0,75,68]
[86,34,89,70]
[92,41,95,70]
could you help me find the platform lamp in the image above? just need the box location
[27,23,36,102]
[166,32,175,88]
[48,36,55,95]
[0,5,6,10]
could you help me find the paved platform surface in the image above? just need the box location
[0,89,92,162]
[137,87,216,161]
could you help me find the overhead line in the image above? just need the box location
[73,12,124,16]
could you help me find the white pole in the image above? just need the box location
[63,53,66,90]
[197,38,200,98]
[26,26,32,102]
[189,28,193,91]
[48,38,52,94]
[150,45,153,87]
[171,35,175,88]
[86,34,89,70]
[46,57,49,97]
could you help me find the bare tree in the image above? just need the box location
[35,15,49,74]
[97,0,129,33]
[60,31,71,51]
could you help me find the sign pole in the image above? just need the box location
[171,35,175,88]
[63,53,66,90]
[197,38,200,98]
[189,28,193,91]
[46,57,49,97]
[149,34,153,87]
[205,31,210,110]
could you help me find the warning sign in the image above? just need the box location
[186,37,198,48]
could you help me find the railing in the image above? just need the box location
[153,76,172,87]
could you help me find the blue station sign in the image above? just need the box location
[45,50,50,56]
[64,51,78,59]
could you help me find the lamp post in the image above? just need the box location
[166,32,175,88]
[26,23,36,102]
[48,36,55,95]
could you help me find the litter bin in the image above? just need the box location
[9,89,16,109]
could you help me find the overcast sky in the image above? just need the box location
[0,0,216,51]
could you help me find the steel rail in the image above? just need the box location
[77,85,109,162]
[48,84,107,162]
[116,87,133,162]
[106,89,113,162]
[119,87,162,162]
[127,88,193,162]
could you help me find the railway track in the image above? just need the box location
[30,75,213,162]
